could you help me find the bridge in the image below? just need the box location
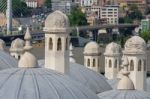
[71,24,139,31]
[0,24,139,43]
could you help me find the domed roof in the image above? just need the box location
[98,68,150,99]
[0,51,17,70]
[146,77,150,92]
[43,10,69,33]
[0,39,5,51]
[18,52,38,68]
[38,60,112,94]
[98,90,150,99]
[10,38,25,52]
[104,42,121,56]
[0,68,99,99]
[124,36,146,54]
[84,41,100,55]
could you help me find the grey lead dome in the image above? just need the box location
[0,68,99,99]
[38,60,112,94]
[0,51,17,70]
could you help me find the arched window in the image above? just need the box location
[18,55,20,60]
[93,59,96,67]
[109,60,112,68]
[87,59,90,67]
[130,60,134,71]
[66,38,68,50]
[143,60,146,71]
[114,59,117,68]
[49,38,53,50]
[57,38,62,51]
[138,60,142,71]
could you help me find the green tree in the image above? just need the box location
[68,6,88,26]
[139,31,150,43]
[13,0,30,17]
[44,0,51,9]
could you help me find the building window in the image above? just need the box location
[138,60,142,71]
[57,38,62,51]
[130,60,134,71]
[49,38,53,50]
[87,59,90,67]
[109,60,112,68]
[93,59,95,67]
[114,59,117,68]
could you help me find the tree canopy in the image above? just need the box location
[44,0,51,9]
[140,31,150,43]
[68,6,88,26]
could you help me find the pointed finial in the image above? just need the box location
[117,56,134,90]
[69,43,76,63]
[18,52,38,68]
[24,26,32,51]
[69,43,74,57]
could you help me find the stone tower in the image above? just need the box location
[43,11,70,74]
[104,42,121,79]
[84,41,101,72]
[123,36,147,91]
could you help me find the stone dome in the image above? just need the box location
[18,52,38,68]
[0,39,5,51]
[43,10,69,33]
[0,68,99,99]
[0,51,17,70]
[107,78,120,89]
[38,60,112,94]
[124,36,146,54]
[84,41,100,55]
[10,38,25,52]
[104,42,121,56]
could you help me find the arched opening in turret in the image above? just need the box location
[49,38,53,50]
[57,38,62,51]
[109,60,112,68]
[143,59,146,71]
[138,60,142,71]
[93,59,95,67]
[87,59,90,67]
[66,38,68,50]
[114,59,117,68]
[130,60,134,71]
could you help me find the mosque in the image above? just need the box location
[0,10,150,99]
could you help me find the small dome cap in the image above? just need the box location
[104,42,121,56]
[84,41,100,55]
[43,10,69,33]
[18,52,38,68]
[10,38,25,52]
[124,36,146,54]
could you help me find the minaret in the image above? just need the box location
[123,36,147,91]
[43,11,70,74]
[104,42,121,79]
[84,41,101,73]
[24,26,32,51]
[7,0,12,35]
[10,38,25,60]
